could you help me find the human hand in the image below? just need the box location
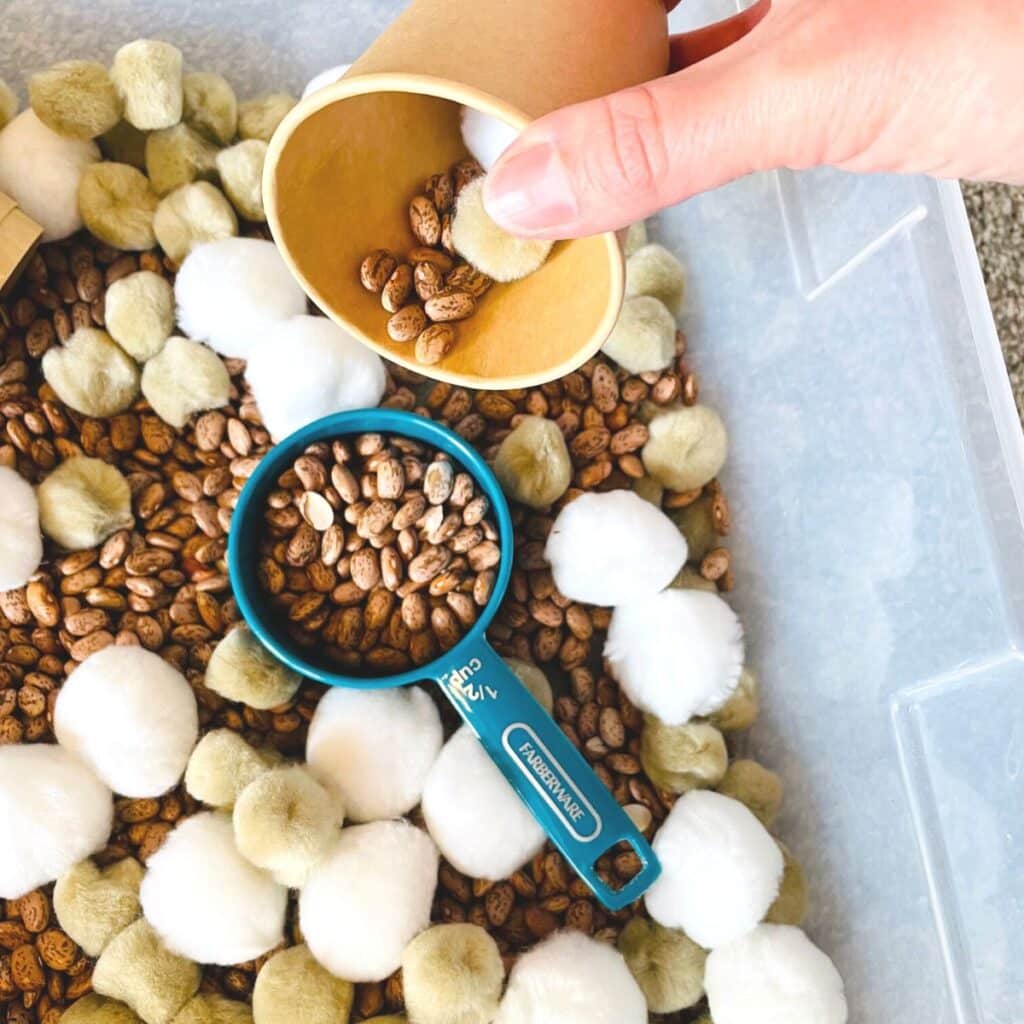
[483,0,1024,238]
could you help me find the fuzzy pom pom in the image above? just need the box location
[642,405,728,492]
[111,40,183,131]
[29,61,121,140]
[154,182,238,265]
[299,820,438,982]
[252,943,354,1024]
[452,178,552,283]
[602,296,676,374]
[0,80,17,129]
[717,759,783,827]
[617,917,706,1014]
[79,162,159,250]
[605,589,744,725]
[61,995,144,1024]
[105,271,175,361]
[705,924,847,1024]
[646,791,782,948]
[544,490,686,606]
[765,843,808,926]
[622,221,648,257]
[625,244,686,314]
[301,66,351,99]
[37,455,134,550]
[54,857,144,957]
[641,718,728,794]
[100,121,148,169]
[306,687,442,822]
[496,931,646,1024]
[174,238,307,358]
[141,812,288,965]
[204,624,302,710]
[503,656,553,713]
[402,923,504,1024]
[0,110,99,241]
[216,140,267,221]
[246,316,387,441]
[141,337,230,428]
[421,725,544,881]
[93,918,200,1024]
[238,93,296,143]
[145,124,219,196]
[182,72,237,145]
[55,645,198,797]
[709,666,759,732]
[184,729,278,809]
[42,327,140,418]
[233,766,344,888]
[0,745,113,899]
[460,108,518,171]
[172,996,252,1024]
[0,466,42,590]
[493,416,572,509]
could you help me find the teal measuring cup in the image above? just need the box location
[228,408,660,910]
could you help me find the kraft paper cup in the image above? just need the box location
[265,0,669,389]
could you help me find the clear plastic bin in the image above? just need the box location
[4,2,1022,1019]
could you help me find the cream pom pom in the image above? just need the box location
[204,624,302,710]
[625,244,686,315]
[0,466,42,590]
[305,687,442,822]
[617,917,706,1014]
[184,729,278,809]
[421,725,544,881]
[605,589,743,725]
[141,337,230,429]
[0,110,99,241]
[61,995,144,1024]
[709,666,760,732]
[717,759,783,827]
[172,995,252,1024]
[0,80,17,129]
[544,490,687,607]
[54,857,144,957]
[154,182,238,265]
[79,162,160,250]
[641,718,728,794]
[402,923,504,1024]
[765,843,808,927]
[252,943,354,1024]
[216,141,268,221]
[100,120,148,170]
[503,656,553,712]
[642,405,728,493]
[174,238,307,358]
[182,72,237,146]
[145,124,219,196]
[105,271,175,361]
[601,296,676,374]
[246,316,387,442]
[645,791,782,949]
[93,918,200,1024]
[238,94,296,143]
[111,40,183,131]
[301,66,351,99]
[452,178,551,282]
[622,221,648,257]
[233,766,344,888]
[299,820,438,982]
[42,327,140,418]
[492,416,572,509]
[495,931,646,1024]
[54,645,198,797]
[460,108,518,171]
[705,924,847,1024]
[37,456,134,550]
[29,61,122,140]
[0,744,113,899]
[141,812,288,965]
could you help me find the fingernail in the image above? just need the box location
[484,141,578,235]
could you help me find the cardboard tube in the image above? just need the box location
[266,0,669,389]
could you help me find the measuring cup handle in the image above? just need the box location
[434,639,660,911]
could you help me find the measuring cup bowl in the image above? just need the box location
[228,408,660,910]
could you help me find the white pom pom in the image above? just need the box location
[495,931,646,1024]
[301,66,351,99]
[175,238,307,358]
[0,110,99,241]
[0,745,112,899]
[246,316,386,442]
[141,812,287,965]
[544,490,687,606]
[605,589,743,725]
[705,924,847,1024]
[54,646,199,798]
[0,466,42,590]
[299,821,438,982]
[645,791,782,949]
[421,725,544,881]
[306,687,442,823]
[460,108,519,171]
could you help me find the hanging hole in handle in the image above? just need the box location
[588,835,661,911]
